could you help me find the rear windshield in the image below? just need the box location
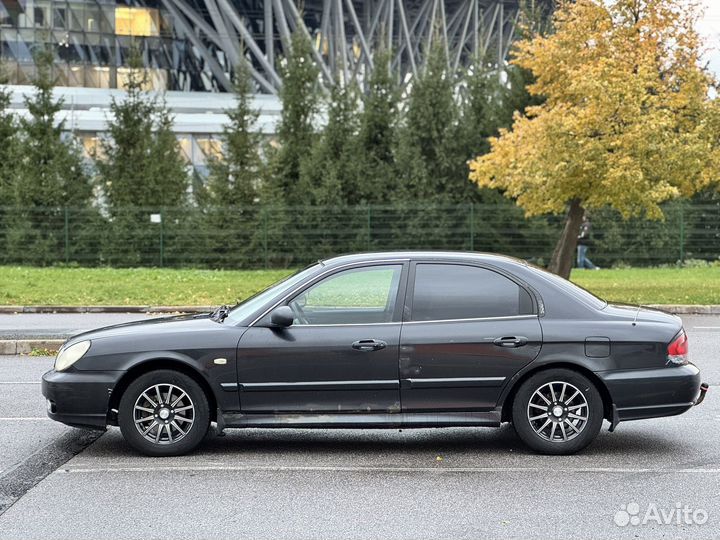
[526,264,607,310]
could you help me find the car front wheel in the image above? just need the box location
[118,369,210,457]
[511,368,604,455]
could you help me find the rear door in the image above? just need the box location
[400,262,542,412]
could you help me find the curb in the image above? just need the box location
[646,305,720,315]
[0,339,65,355]
[0,306,212,314]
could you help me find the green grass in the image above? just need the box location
[0,265,719,306]
[570,267,720,305]
[0,266,293,306]
[28,347,59,356]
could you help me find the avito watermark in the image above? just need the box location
[614,502,708,527]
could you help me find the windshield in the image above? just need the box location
[224,264,321,325]
[526,264,607,310]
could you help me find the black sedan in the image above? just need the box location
[42,252,707,456]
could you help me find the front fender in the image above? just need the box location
[76,329,247,414]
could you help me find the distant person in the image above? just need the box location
[577,214,599,270]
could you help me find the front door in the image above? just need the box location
[400,262,542,412]
[237,263,407,413]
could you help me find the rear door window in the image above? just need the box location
[410,263,534,321]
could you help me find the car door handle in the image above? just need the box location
[352,339,387,352]
[493,336,528,348]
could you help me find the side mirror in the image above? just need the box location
[270,306,294,328]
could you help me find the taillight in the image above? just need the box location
[667,331,689,365]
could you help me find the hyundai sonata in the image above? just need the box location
[42,252,707,456]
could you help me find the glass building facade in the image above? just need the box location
[1,1,536,95]
[1,1,533,168]
[0,0,209,91]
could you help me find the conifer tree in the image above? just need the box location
[200,61,264,266]
[203,62,262,207]
[265,32,320,205]
[0,66,17,206]
[96,51,189,211]
[14,49,91,208]
[7,49,92,263]
[299,82,359,205]
[0,65,18,263]
[95,49,189,264]
[352,49,399,204]
[394,42,457,202]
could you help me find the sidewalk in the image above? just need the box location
[0,312,171,353]
[0,313,166,340]
[0,306,211,314]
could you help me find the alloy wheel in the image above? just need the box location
[526,381,589,442]
[133,383,195,445]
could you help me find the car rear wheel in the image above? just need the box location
[118,370,210,457]
[511,368,604,455]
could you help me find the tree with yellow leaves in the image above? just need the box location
[469,0,720,278]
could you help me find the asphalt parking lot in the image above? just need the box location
[1,315,719,539]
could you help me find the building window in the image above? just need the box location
[117,66,167,91]
[53,7,66,30]
[80,135,103,160]
[114,6,159,37]
[196,137,222,163]
[87,66,111,88]
[177,136,192,164]
[34,6,50,28]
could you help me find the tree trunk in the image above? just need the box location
[548,199,584,279]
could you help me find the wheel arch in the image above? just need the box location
[500,362,613,423]
[107,359,218,425]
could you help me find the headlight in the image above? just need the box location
[55,340,91,372]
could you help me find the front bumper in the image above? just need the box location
[598,363,704,422]
[42,369,122,429]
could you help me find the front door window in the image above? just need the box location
[289,265,403,325]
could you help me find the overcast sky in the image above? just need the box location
[697,0,720,76]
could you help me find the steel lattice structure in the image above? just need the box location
[162,0,551,93]
[0,0,551,93]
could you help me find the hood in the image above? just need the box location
[64,312,216,346]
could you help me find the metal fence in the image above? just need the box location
[0,202,718,268]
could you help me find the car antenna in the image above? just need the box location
[318,259,326,266]
[632,304,641,327]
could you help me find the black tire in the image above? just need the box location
[511,368,604,455]
[118,369,210,457]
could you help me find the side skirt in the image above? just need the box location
[222,411,502,429]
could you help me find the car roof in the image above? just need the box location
[320,251,528,267]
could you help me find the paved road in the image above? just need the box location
[0,357,65,474]
[0,313,169,339]
[0,356,102,514]
[0,315,719,539]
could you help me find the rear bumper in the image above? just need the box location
[598,363,703,422]
[41,369,121,429]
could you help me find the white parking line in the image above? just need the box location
[0,381,41,384]
[57,465,720,475]
[0,417,50,420]
[692,326,720,330]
